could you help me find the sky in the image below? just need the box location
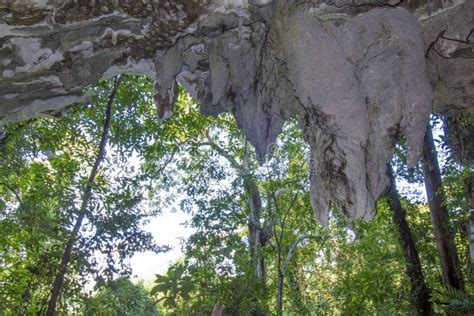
[130,208,194,281]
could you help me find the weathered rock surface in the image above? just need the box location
[1,0,472,224]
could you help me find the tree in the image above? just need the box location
[84,277,160,316]
[46,76,122,315]
[422,124,464,290]
[144,89,322,314]
[145,91,433,314]
[386,164,433,314]
[0,76,167,313]
[1,71,472,314]
[147,97,273,314]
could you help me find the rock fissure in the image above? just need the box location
[318,0,405,10]
[425,28,474,60]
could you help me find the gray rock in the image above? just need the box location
[0,0,472,224]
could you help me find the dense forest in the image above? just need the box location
[0,75,473,315]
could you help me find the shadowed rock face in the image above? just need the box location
[1,0,473,224]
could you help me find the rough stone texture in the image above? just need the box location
[418,0,474,166]
[0,0,472,224]
[278,4,433,224]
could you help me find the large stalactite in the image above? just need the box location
[1,0,473,224]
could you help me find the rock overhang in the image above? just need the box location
[1,0,472,224]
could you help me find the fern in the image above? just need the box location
[431,286,474,314]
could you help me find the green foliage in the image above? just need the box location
[152,263,194,307]
[145,95,416,314]
[147,97,471,315]
[0,75,168,313]
[144,97,272,314]
[431,286,474,314]
[83,277,160,316]
[1,75,472,315]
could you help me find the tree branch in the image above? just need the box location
[283,234,328,273]
[205,130,243,173]
[0,181,24,210]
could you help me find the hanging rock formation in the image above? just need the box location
[1,0,473,224]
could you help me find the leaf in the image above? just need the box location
[163,297,175,308]
[181,291,191,301]
[150,284,167,296]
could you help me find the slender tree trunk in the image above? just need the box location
[242,146,269,316]
[287,270,307,314]
[207,138,267,314]
[46,77,122,315]
[468,214,474,279]
[422,124,464,290]
[272,189,298,315]
[244,171,266,282]
[387,165,433,315]
[276,250,283,315]
[466,174,474,279]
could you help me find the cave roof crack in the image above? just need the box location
[299,0,405,11]
[426,28,474,59]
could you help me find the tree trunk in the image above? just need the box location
[243,165,266,283]
[212,303,225,316]
[422,124,464,290]
[242,156,269,316]
[46,77,122,315]
[287,270,308,314]
[207,138,267,314]
[276,257,283,315]
[387,165,433,315]
[466,174,474,279]
[468,213,474,280]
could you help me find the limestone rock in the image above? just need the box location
[0,0,472,224]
